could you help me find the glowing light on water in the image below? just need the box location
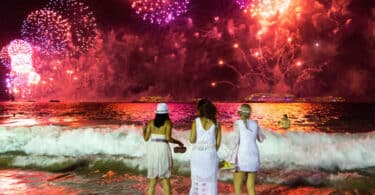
[21,9,71,55]
[47,0,98,53]
[131,0,190,25]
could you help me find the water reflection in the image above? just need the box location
[0,170,78,194]
[0,102,374,132]
[0,169,362,194]
[1,118,38,127]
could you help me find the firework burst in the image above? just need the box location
[0,46,11,68]
[131,0,190,25]
[235,0,291,19]
[47,0,98,53]
[7,39,34,74]
[4,39,40,98]
[21,9,71,55]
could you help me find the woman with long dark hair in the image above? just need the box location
[143,103,183,195]
[189,99,222,195]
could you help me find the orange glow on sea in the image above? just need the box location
[0,170,80,195]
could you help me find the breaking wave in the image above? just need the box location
[0,125,374,172]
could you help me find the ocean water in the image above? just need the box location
[1,102,375,132]
[0,102,374,193]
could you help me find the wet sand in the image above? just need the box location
[0,169,369,195]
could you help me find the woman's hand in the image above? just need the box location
[142,124,147,134]
[142,122,151,141]
[257,131,266,143]
[172,138,184,147]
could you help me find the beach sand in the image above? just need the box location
[0,169,368,195]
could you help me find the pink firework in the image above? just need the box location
[5,39,40,98]
[47,0,98,53]
[235,0,250,9]
[7,39,34,74]
[0,46,11,68]
[131,0,190,25]
[21,9,71,55]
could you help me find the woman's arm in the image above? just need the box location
[170,137,184,146]
[256,122,266,142]
[189,120,197,144]
[232,121,240,147]
[230,121,240,163]
[216,123,222,150]
[143,121,151,141]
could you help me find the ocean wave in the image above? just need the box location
[0,125,374,172]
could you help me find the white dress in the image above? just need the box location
[146,134,173,179]
[190,118,218,195]
[232,119,260,172]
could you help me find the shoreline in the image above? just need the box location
[0,169,375,195]
[0,168,373,194]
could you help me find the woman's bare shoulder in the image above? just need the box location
[147,120,155,128]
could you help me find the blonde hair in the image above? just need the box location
[238,104,251,118]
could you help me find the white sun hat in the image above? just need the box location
[155,103,169,114]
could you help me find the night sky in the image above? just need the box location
[0,0,374,101]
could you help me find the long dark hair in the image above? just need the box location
[197,99,217,124]
[154,113,170,128]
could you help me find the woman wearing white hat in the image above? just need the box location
[231,104,266,195]
[143,103,184,195]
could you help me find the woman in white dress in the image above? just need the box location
[189,99,222,195]
[232,104,265,195]
[143,103,184,195]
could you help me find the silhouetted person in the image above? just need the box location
[278,114,291,129]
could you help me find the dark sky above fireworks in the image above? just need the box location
[0,0,374,101]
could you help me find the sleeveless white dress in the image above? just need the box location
[190,118,218,195]
[146,134,173,179]
[232,119,260,172]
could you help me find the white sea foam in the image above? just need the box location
[0,125,374,171]
[258,130,375,170]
